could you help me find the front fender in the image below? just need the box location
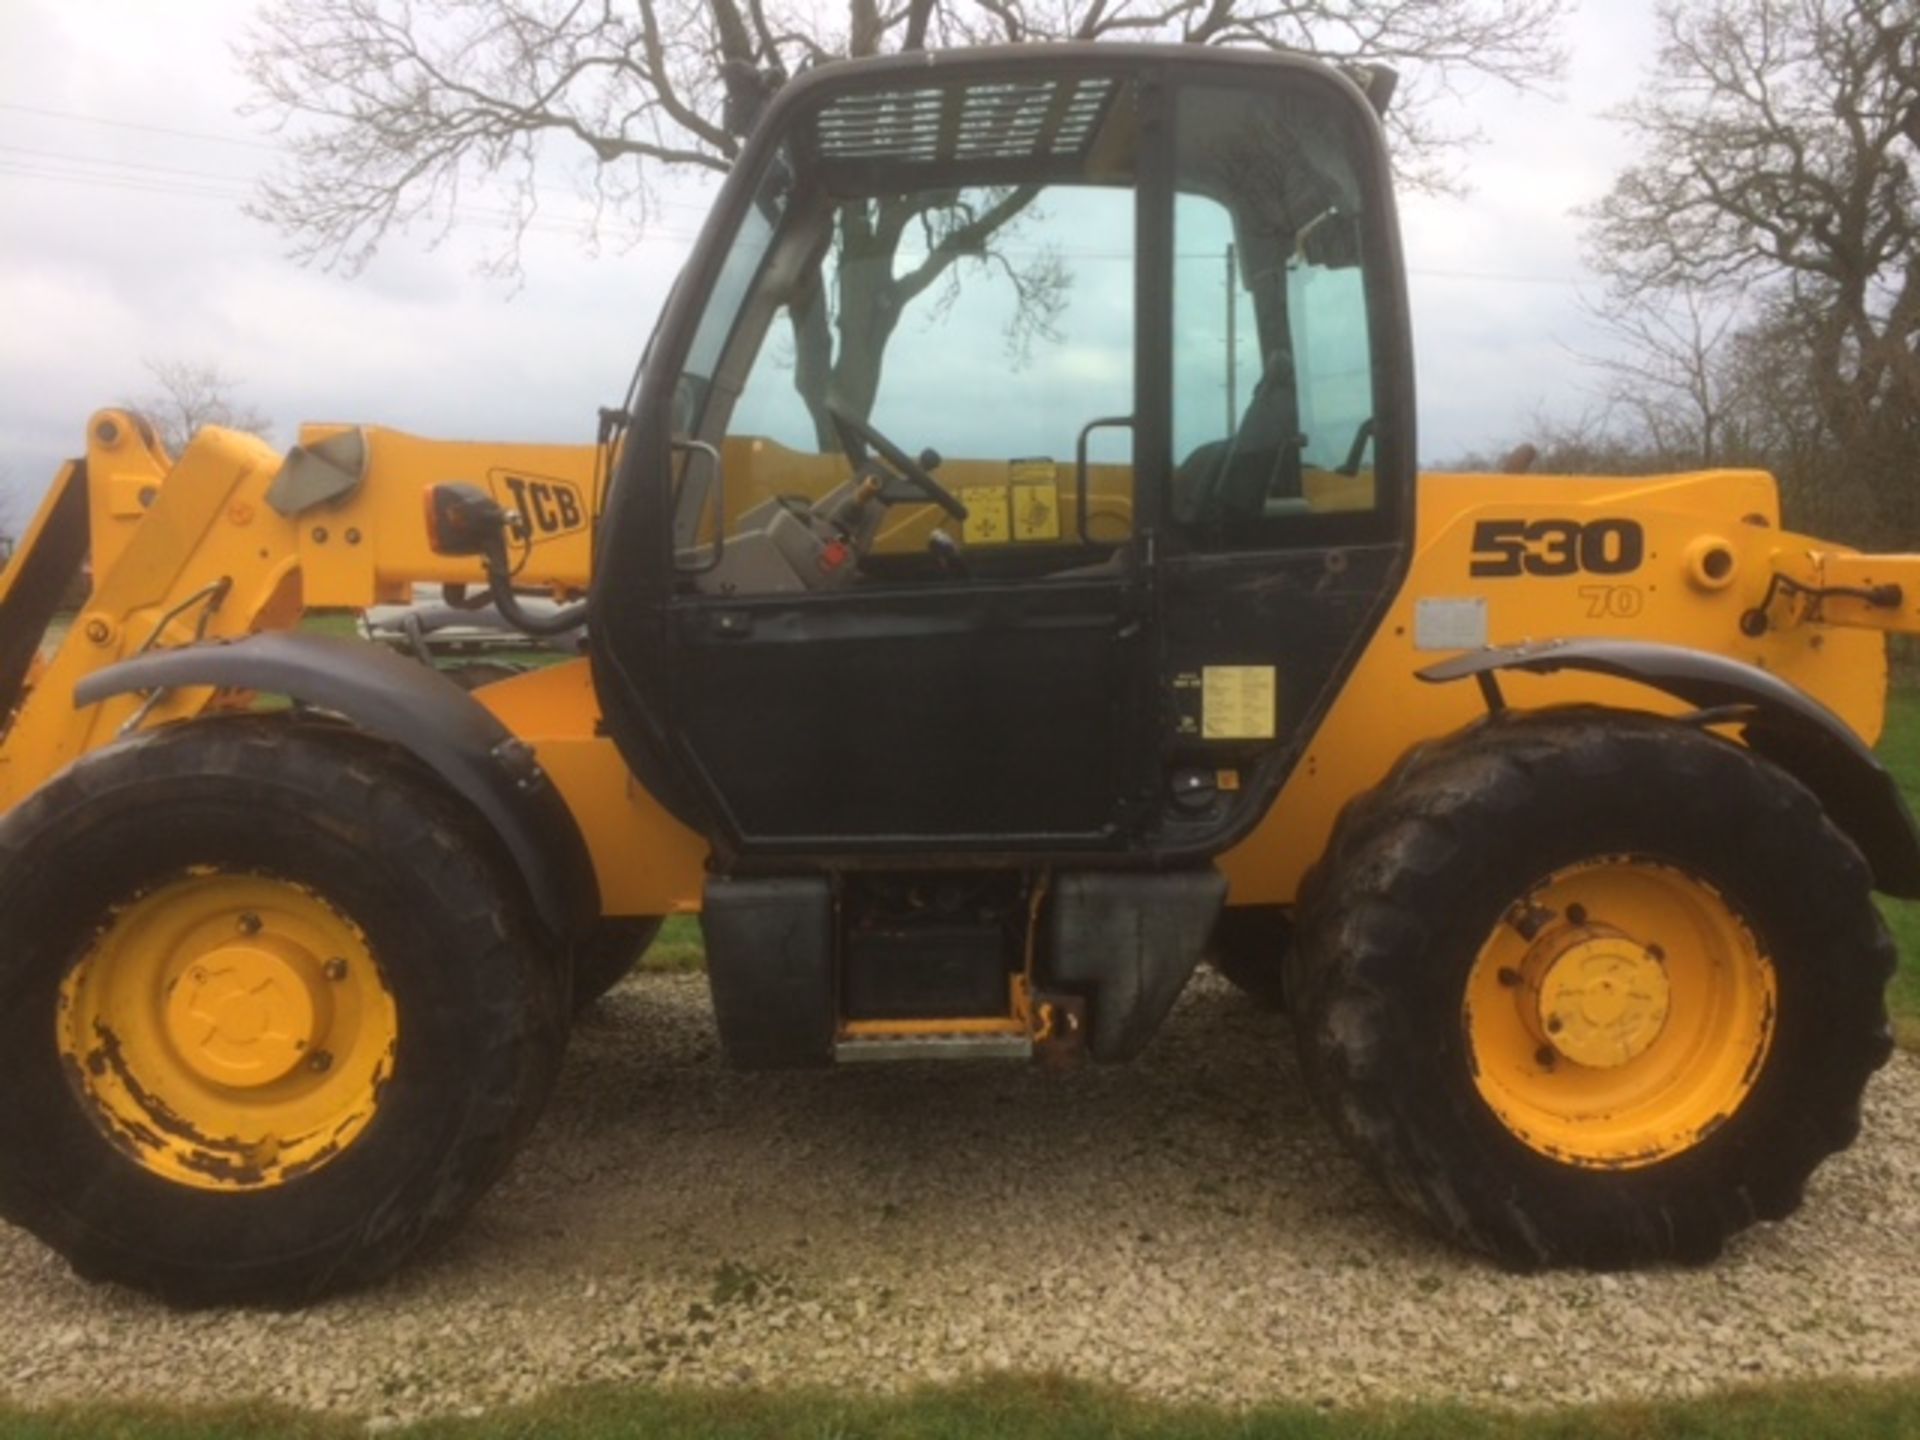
[1420,639,1920,898]
[74,632,598,937]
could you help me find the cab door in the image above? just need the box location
[593,63,1159,858]
[591,53,1415,865]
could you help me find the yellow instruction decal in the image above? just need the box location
[1201,666,1276,740]
[959,485,1011,545]
[1009,459,1061,542]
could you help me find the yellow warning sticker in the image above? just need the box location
[959,485,1010,546]
[1009,459,1061,541]
[1201,666,1277,740]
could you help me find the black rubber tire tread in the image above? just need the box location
[1208,905,1292,1010]
[0,716,569,1306]
[1286,706,1895,1269]
[572,916,665,1010]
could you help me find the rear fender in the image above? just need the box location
[1420,639,1920,898]
[73,631,598,937]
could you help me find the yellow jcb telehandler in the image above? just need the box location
[0,43,1915,1304]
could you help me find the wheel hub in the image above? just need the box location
[60,873,397,1191]
[165,940,322,1087]
[1527,929,1670,1069]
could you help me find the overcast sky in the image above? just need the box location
[0,0,1662,528]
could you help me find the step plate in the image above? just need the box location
[833,1033,1034,1063]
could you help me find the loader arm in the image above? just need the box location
[1744,547,1920,637]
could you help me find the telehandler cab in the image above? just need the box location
[1,43,1916,1304]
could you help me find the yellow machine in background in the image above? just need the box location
[0,43,1915,1306]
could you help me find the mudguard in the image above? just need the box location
[73,631,598,936]
[1420,639,1920,898]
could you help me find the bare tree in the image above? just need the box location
[242,0,1567,437]
[1577,284,1748,468]
[127,359,275,458]
[1584,0,1919,542]
[1439,406,1689,477]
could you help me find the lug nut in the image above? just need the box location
[1535,1045,1557,1069]
[83,618,112,645]
[1565,903,1588,926]
[1545,1016,1564,1034]
[322,957,349,982]
[307,1051,333,1073]
[1497,967,1522,988]
[237,912,262,935]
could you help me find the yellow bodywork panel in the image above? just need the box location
[1216,468,1888,907]
[474,660,709,916]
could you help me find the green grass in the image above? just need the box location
[9,1376,1920,1440]
[1876,688,1920,1046]
[638,915,705,974]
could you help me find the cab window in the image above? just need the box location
[1169,83,1383,546]
[670,75,1139,593]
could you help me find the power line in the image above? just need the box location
[0,99,717,213]
[0,100,280,151]
[0,162,703,244]
[0,112,1580,287]
[0,142,257,186]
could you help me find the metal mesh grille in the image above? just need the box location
[813,75,1119,165]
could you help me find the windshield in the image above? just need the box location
[675,150,797,433]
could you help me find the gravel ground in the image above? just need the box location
[3,970,1918,1424]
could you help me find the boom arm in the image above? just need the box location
[1745,548,1920,637]
[0,411,596,811]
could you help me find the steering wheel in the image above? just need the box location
[826,404,969,522]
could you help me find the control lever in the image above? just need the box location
[927,528,969,579]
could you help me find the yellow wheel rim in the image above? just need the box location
[1463,857,1776,1169]
[57,872,399,1191]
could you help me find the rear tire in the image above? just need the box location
[0,718,568,1305]
[1288,708,1894,1269]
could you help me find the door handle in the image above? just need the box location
[1074,415,1134,544]
[672,438,726,574]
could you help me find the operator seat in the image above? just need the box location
[1172,348,1303,533]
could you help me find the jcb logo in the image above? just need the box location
[491,471,586,541]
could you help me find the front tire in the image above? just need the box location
[0,718,568,1305]
[1289,709,1894,1269]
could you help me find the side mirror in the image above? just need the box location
[1350,64,1398,116]
[1296,209,1362,270]
[424,482,508,557]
